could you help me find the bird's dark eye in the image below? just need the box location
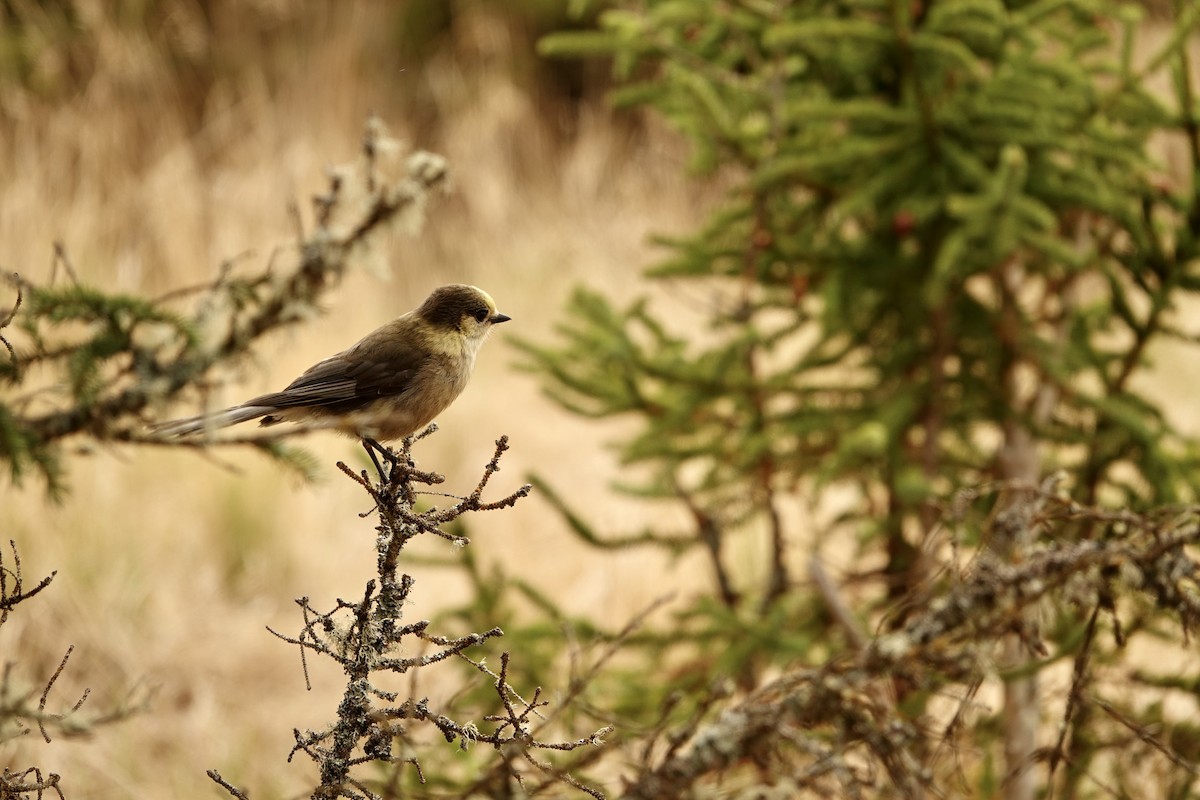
[472,307,489,323]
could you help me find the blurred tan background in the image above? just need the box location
[0,3,713,796]
[7,4,1199,797]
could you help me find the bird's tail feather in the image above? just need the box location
[150,405,277,437]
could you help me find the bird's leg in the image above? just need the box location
[362,438,398,483]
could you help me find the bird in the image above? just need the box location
[153,284,510,471]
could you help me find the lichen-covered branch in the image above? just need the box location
[621,487,1200,799]
[0,118,448,494]
[236,432,607,800]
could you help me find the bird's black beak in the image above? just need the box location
[491,313,512,324]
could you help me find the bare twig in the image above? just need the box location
[0,767,63,800]
[0,273,21,378]
[207,769,251,799]
[36,646,89,743]
[809,553,867,649]
[0,540,57,620]
[1092,695,1199,776]
[1046,603,1101,795]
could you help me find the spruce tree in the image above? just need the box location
[524,2,1200,796]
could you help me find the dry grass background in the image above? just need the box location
[0,3,716,796]
[4,4,1200,799]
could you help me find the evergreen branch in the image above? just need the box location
[0,119,448,494]
[527,473,694,553]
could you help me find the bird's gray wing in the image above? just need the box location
[243,348,424,414]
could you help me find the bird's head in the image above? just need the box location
[418,284,511,342]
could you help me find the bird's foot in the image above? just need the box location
[363,438,395,483]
